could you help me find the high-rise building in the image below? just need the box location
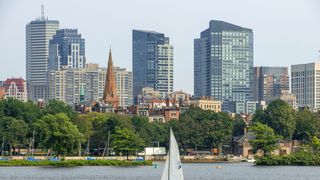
[48,67,84,105]
[48,29,85,70]
[114,67,133,108]
[26,12,59,102]
[291,62,320,110]
[132,30,174,98]
[254,66,289,102]
[3,78,28,102]
[194,20,254,112]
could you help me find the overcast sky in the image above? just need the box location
[0,0,319,94]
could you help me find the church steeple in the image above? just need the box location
[103,48,119,108]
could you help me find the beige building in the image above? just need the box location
[291,62,320,110]
[3,78,28,102]
[265,90,297,110]
[190,96,222,112]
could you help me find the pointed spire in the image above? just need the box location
[103,47,119,108]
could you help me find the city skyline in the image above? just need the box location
[1,0,320,94]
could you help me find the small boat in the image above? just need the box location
[246,158,255,163]
[216,166,223,169]
[161,128,184,180]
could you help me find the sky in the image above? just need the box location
[0,0,319,94]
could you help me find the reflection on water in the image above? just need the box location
[0,162,320,180]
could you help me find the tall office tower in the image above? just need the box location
[194,20,254,112]
[48,29,85,70]
[48,67,84,105]
[3,78,28,102]
[254,66,289,102]
[114,67,133,108]
[291,62,320,110]
[132,30,174,99]
[26,11,59,102]
[103,49,119,108]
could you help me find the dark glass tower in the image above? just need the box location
[48,29,85,70]
[132,30,173,100]
[194,20,254,112]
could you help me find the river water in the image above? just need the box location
[0,162,319,180]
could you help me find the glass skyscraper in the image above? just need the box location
[26,15,59,102]
[48,29,85,70]
[132,30,173,100]
[194,20,254,112]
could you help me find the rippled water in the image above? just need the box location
[0,162,320,180]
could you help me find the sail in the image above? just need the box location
[161,128,184,180]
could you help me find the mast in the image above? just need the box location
[1,137,4,157]
[168,127,171,180]
[32,130,35,157]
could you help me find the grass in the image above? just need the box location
[0,159,152,167]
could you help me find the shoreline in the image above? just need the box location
[0,159,152,167]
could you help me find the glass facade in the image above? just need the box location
[48,29,85,71]
[194,20,254,112]
[132,30,173,99]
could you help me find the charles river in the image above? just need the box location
[1,162,320,180]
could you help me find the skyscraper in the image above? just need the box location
[254,66,289,102]
[132,30,174,99]
[194,20,253,112]
[26,11,59,102]
[291,62,320,110]
[48,29,85,70]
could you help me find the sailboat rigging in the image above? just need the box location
[161,128,184,180]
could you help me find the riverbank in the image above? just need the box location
[255,151,320,166]
[0,159,152,167]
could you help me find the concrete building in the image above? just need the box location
[26,12,59,102]
[266,90,297,110]
[114,67,133,108]
[132,30,174,98]
[254,66,289,102]
[291,62,320,110]
[189,96,222,112]
[48,29,85,70]
[48,67,84,105]
[48,62,132,107]
[194,20,253,112]
[3,78,28,102]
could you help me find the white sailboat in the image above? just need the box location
[161,128,184,180]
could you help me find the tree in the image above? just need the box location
[131,116,152,145]
[0,117,28,156]
[111,127,144,160]
[250,122,280,156]
[293,108,320,142]
[311,136,320,152]
[43,99,77,120]
[253,99,295,140]
[33,113,84,156]
[232,116,247,137]
[203,112,233,150]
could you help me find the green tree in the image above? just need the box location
[253,99,295,140]
[293,108,320,142]
[33,113,84,156]
[111,127,144,160]
[131,116,152,145]
[311,136,320,152]
[0,117,28,156]
[232,116,247,137]
[43,99,77,120]
[250,122,280,156]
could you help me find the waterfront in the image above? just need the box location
[1,162,320,180]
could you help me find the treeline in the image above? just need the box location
[2,98,320,158]
[0,98,236,157]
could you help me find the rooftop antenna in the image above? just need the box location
[41,5,44,20]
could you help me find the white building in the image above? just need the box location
[26,14,59,102]
[48,64,133,107]
[291,62,320,110]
